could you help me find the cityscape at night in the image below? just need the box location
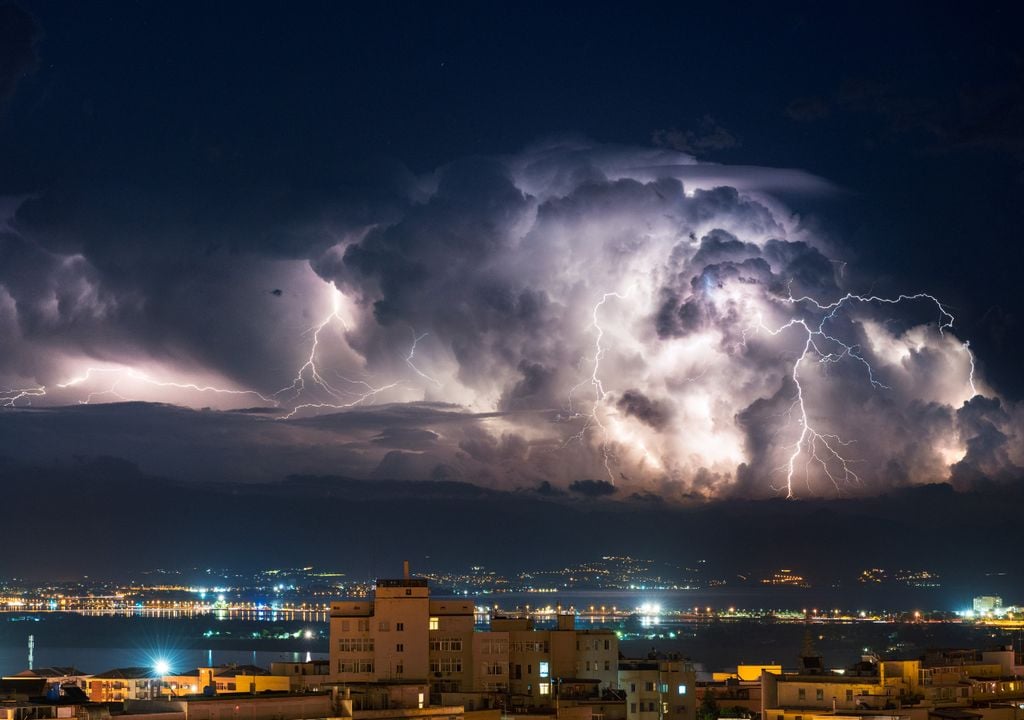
[2,3,1024,720]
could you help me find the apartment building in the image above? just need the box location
[619,658,696,720]
[329,566,619,709]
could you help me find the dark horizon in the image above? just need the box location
[0,453,1020,607]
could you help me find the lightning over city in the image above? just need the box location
[3,2,1024,684]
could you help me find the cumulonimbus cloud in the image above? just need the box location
[1,140,1019,498]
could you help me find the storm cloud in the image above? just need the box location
[1,142,1020,498]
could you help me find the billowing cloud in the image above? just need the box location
[1,141,1019,498]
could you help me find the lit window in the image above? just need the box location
[540,661,550,678]
[678,685,687,695]
[539,683,550,695]
[429,617,439,630]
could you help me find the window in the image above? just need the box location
[586,661,592,671]
[604,640,610,650]
[846,690,853,702]
[539,683,550,696]
[678,685,687,695]
[659,684,669,694]
[645,682,656,692]
[605,661,610,671]
[630,704,637,714]
[379,621,390,631]
[396,643,404,652]
[357,619,369,632]
[396,664,403,674]
[338,638,374,652]
[647,702,656,712]
[539,661,549,678]
[429,638,463,652]
[397,622,404,631]
[439,658,462,673]
[481,639,508,655]
[798,689,806,700]
[816,689,824,701]
[514,664,522,679]
[429,617,439,630]
[341,620,350,631]
[630,683,636,693]
[405,589,411,595]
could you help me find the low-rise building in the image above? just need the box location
[619,658,696,720]
[269,659,331,692]
[161,665,290,696]
[88,667,162,702]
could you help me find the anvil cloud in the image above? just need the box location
[1,142,1020,497]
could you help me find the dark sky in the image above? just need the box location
[1,2,1023,522]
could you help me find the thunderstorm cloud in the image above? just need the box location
[1,141,1020,498]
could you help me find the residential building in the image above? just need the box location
[161,665,291,696]
[87,667,162,702]
[619,658,696,720]
[270,659,332,692]
[330,565,619,710]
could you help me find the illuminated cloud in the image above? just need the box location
[0,141,1018,497]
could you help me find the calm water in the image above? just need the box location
[0,613,328,675]
[1,588,1019,676]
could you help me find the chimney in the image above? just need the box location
[403,560,410,579]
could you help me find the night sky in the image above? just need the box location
[2,2,1024,576]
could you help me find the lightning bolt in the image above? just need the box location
[1,386,46,407]
[57,367,276,404]
[566,292,626,483]
[754,290,977,498]
[273,290,356,405]
[3,368,274,408]
[405,329,441,386]
[2,285,433,418]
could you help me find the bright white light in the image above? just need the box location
[154,659,171,676]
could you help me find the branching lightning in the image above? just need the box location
[1,386,46,407]
[567,282,978,497]
[753,290,973,498]
[566,292,626,482]
[2,286,436,419]
[58,367,276,404]
[405,329,441,386]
